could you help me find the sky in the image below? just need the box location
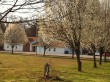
[0,0,45,21]
[0,0,108,22]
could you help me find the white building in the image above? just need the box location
[4,37,36,52]
[4,37,72,54]
[4,43,23,52]
[34,46,72,54]
[31,41,72,54]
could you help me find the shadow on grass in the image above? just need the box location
[38,75,73,82]
[39,55,74,60]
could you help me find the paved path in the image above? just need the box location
[0,51,101,59]
[1,51,110,61]
[1,51,110,59]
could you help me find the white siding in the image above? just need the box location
[30,41,36,52]
[4,43,23,52]
[30,44,32,52]
[46,47,65,54]
[36,46,66,54]
[37,47,44,53]
[64,47,72,54]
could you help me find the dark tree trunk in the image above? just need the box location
[75,41,82,72]
[11,46,14,54]
[99,47,104,65]
[44,47,46,56]
[93,51,97,68]
[91,44,97,68]
[72,50,74,59]
[75,49,82,72]
[104,51,107,63]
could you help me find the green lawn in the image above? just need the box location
[0,53,109,82]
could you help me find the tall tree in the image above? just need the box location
[100,0,110,63]
[23,21,37,37]
[45,0,87,71]
[84,0,103,67]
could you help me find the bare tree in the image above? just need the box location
[100,0,110,63]
[4,23,28,54]
[44,0,88,71]
[85,0,103,67]
[38,20,55,56]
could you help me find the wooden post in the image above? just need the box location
[44,63,50,78]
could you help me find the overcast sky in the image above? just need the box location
[0,0,44,21]
[0,0,108,21]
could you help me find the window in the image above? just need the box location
[53,48,56,52]
[49,48,51,51]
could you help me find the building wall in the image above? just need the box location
[37,46,44,53]
[46,47,65,54]
[64,47,72,54]
[30,44,32,52]
[36,46,71,54]
[30,41,36,52]
[23,42,30,52]
[4,43,23,52]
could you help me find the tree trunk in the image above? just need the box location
[104,52,107,63]
[75,41,82,72]
[99,47,104,65]
[91,44,97,68]
[11,46,14,54]
[72,50,74,59]
[93,51,97,68]
[44,47,46,56]
[99,54,102,65]
[75,48,82,72]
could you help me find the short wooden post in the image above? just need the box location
[44,63,50,78]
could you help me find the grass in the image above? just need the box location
[0,52,109,82]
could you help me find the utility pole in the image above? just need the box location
[36,20,38,55]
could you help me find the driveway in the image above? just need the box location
[0,51,100,59]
